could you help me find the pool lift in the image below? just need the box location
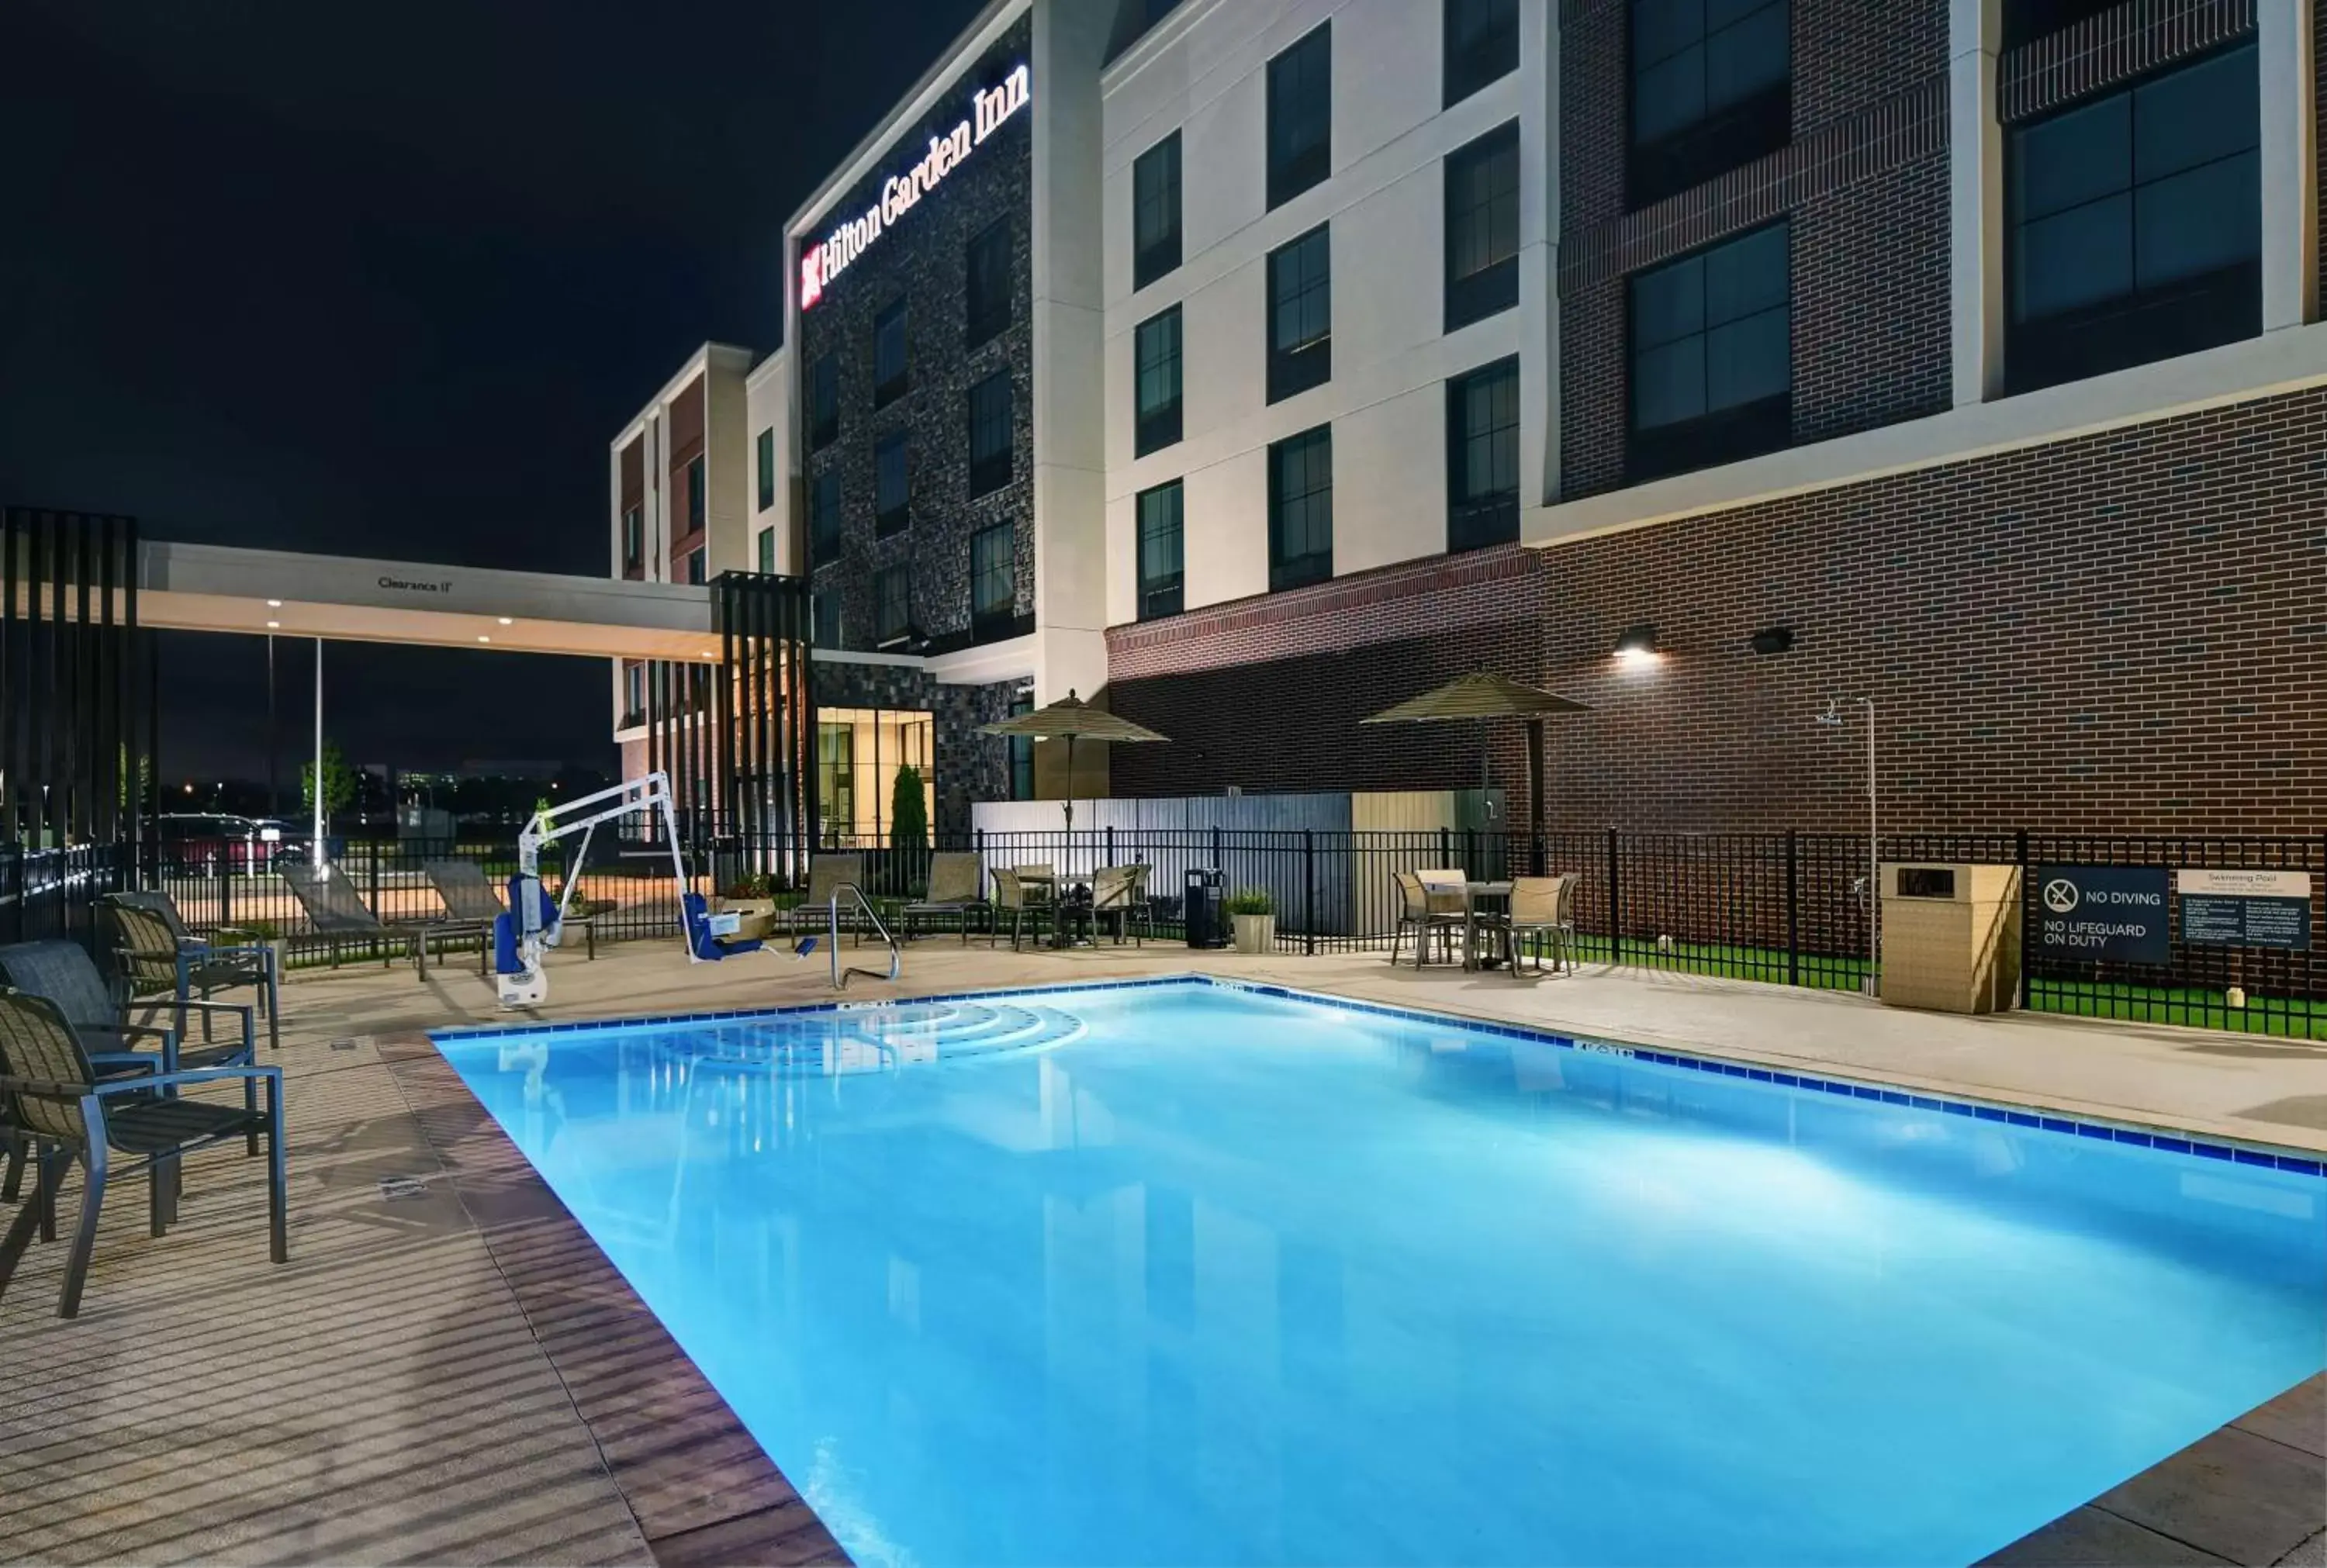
[493,770,770,1009]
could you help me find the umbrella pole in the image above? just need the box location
[1527,717,1545,876]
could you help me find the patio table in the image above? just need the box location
[1462,881,1514,971]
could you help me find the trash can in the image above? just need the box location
[1879,863,2021,1014]
[1184,867,1227,949]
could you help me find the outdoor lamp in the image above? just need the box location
[1614,624,1661,665]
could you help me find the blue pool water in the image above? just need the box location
[436,979,2326,1566]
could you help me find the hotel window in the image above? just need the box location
[621,662,645,728]
[1445,0,1519,107]
[1135,306,1183,457]
[809,353,839,450]
[813,590,841,649]
[1267,22,1332,210]
[1267,424,1333,592]
[1008,689,1035,801]
[685,548,706,585]
[1267,223,1332,403]
[816,707,933,844]
[1447,357,1520,552]
[755,428,775,511]
[686,454,706,534]
[809,468,842,558]
[1133,131,1183,290]
[875,430,911,535]
[2007,43,2260,395]
[1629,0,1790,210]
[1445,122,1520,331]
[971,522,1015,637]
[2003,0,2118,47]
[873,564,911,646]
[968,371,1014,496]
[1628,220,1791,482]
[621,506,642,571]
[966,219,1012,347]
[874,299,909,406]
[1136,480,1184,621]
[757,527,775,574]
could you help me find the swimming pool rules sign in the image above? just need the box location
[2177,869,2314,952]
[2035,866,2170,964]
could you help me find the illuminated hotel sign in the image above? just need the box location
[800,64,1031,310]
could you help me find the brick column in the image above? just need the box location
[1948,0,2003,405]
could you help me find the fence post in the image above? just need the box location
[2015,827,2031,1010]
[220,852,233,933]
[1105,824,1115,871]
[8,841,20,944]
[1785,829,1800,988]
[1438,826,1450,870]
[368,831,382,917]
[1304,829,1316,956]
[1605,826,1621,963]
[1211,824,1221,873]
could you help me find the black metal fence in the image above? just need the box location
[69,822,2321,1038]
[2,843,133,950]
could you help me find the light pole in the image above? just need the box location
[1818,696,1878,994]
[265,634,278,817]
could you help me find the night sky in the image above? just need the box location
[0,0,982,782]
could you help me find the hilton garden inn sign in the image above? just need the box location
[800,64,1031,310]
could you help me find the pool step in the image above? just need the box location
[665,999,1087,1077]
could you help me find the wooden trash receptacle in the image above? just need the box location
[1879,863,2021,1014]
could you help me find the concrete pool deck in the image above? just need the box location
[2,936,2320,1564]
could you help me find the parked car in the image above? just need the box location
[158,813,302,876]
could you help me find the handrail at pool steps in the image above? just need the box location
[830,882,900,990]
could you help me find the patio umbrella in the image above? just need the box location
[1361,672,1592,849]
[980,689,1168,836]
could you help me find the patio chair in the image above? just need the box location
[1491,876,1577,975]
[422,860,512,977]
[278,861,434,976]
[989,868,1050,952]
[901,852,989,944]
[0,989,285,1318]
[100,892,282,1052]
[787,855,866,941]
[1091,865,1153,946]
[1390,870,1468,969]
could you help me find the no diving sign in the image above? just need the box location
[2035,865,2170,965]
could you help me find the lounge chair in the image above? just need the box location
[278,861,435,976]
[422,860,511,976]
[0,989,285,1318]
[1091,864,1153,946]
[1489,876,1577,975]
[901,852,989,943]
[1391,869,1468,969]
[101,892,282,1053]
[989,868,1050,951]
[786,854,866,940]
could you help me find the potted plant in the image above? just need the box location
[1225,887,1276,954]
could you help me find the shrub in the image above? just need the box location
[1224,886,1275,917]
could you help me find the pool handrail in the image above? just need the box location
[830,882,901,990]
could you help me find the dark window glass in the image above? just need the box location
[1445,0,1519,106]
[1135,307,1184,456]
[623,662,645,726]
[622,506,642,570]
[2007,43,2260,394]
[1267,22,1332,209]
[1136,481,1185,620]
[2003,0,2120,48]
[971,523,1015,635]
[809,353,839,450]
[685,548,706,585]
[755,428,775,510]
[875,431,910,535]
[874,565,911,644]
[1448,356,1521,551]
[1445,122,1521,330]
[1628,220,1792,481]
[686,454,706,534]
[1267,425,1333,592]
[809,468,842,557]
[757,527,775,574]
[813,591,841,649]
[1629,0,1790,209]
[968,371,1014,496]
[1134,132,1184,290]
[1008,690,1035,800]
[874,299,909,406]
[1267,223,1333,403]
[966,219,1013,347]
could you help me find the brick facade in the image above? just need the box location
[1108,387,2326,835]
[1557,0,1952,500]
[799,12,1036,658]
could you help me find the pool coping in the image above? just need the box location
[421,971,2327,1566]
[434,971,2327,1178]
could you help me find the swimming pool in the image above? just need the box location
[435,978,2325,1566]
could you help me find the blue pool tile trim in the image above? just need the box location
[430,972,2327,1179]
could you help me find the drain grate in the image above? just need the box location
[378,1176,427,1201]
[330,1038,358,1052]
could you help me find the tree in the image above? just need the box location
[300,740,358,824]
[890,763,929,853]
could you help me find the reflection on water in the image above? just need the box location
[439,983,2327,1568]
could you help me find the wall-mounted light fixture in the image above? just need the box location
[1749,626,1795,655]
[1613,623,1661,667]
